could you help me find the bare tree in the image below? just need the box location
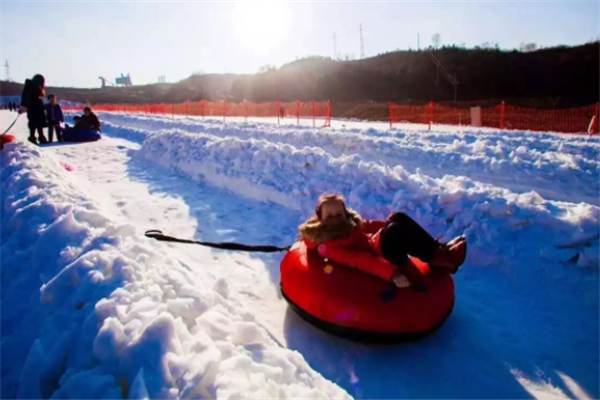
[478,42,498,50]
[432,33,441,49]
[258,65,276,73]
[519,42,537,52]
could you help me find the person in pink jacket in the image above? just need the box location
[299,193,467,289]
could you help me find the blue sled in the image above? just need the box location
[62,127,101,143]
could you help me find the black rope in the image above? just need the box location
[1,114,20,136]
[145,230,291,253]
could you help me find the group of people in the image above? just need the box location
[18,74,101,145]
[4,101,19,112]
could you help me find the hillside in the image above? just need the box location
[233,43,599,107]
[1,43,598,108]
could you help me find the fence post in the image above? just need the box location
[312,101,316,128]
[326,100,331,127]
[500,101,505,130]
[276,101,280,126]
[428,101,433,131]
[296,101,300,126]
[389,101,393,129]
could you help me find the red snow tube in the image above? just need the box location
[1,134,16,147]
[280,241,455,342]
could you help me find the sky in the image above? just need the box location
[1,0,599,88]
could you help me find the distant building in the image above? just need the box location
[115,73,132,86]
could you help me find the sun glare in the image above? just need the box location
[233,2,290,53]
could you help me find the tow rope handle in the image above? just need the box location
[144,230,291,253]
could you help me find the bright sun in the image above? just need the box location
[233,2,290,53]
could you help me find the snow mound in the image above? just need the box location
[100,113,600,205]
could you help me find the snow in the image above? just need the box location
[1,112,349,399]
[99,113,600,205]
[1,109,599,399]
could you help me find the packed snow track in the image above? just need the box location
[1,111,598,399]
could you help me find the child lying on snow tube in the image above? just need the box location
[62,116,101,142]
[299,194,467,289]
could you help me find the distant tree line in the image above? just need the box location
[229,42,599,106]
[2,42,597,108]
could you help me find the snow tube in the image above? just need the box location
[1,134,16,146]
[62,128,101,143]
[280,241,455,342]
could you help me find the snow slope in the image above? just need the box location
[1,109,598,399]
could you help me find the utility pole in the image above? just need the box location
[428,51,459,103]
[417,34,420,50]
[359,24,365,59]
[333,32,338,59]
[4,59,10,82]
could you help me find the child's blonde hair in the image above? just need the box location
[314,193,348,220]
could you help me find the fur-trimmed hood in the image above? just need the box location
[299,208,364,244]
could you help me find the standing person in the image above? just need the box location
[45,95,64,143]
[82,107,101,132]
[19,74,48,145]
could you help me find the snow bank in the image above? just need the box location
[100,113,600,205]
[0,142,350,399]
[131,129,599,270]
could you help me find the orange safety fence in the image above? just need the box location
[89,100,332,127]
[390,101,600,135]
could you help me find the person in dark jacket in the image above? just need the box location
[45,95,64,143]
[20,74,48,145]
[69,116,91,131]
[82,107,101,132]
